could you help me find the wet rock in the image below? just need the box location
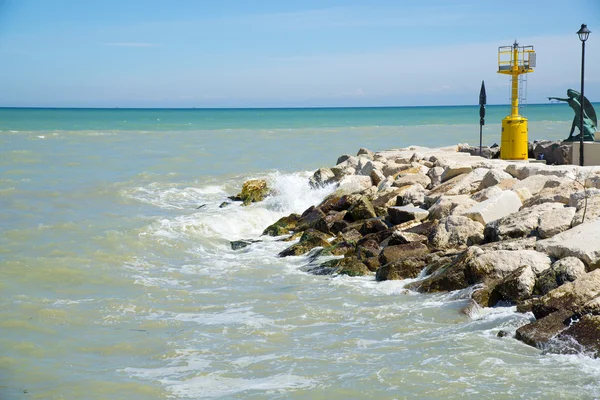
[376,257,427,281]
[429,215,484,250]
[359,218,388,236]
[278,229,331,257]
[493,265,536,303]
[534,257,587,296]
[230,240,259,250]
[235,179,270,206]
[556,315,600,356]
[262,214,301,236]
[386,230,428,246]
[515,309,574,349]
[356,239,381,260]
[295,207,327,232]
[337,257,371,277]
[407,247,480,292]
[348,196,377,221]
[388,205,429,225]
[219,202,231,208]
[497,330,511,338]
[378,242,429,265]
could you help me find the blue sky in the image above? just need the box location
[0,0,599,108]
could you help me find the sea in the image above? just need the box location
[1,104,599,399]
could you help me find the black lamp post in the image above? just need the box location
[577,23,591,166]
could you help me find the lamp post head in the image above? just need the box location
[577,24,591,42]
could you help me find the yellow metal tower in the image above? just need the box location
[497,41,536,160]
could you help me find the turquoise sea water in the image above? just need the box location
[1,105,600,399]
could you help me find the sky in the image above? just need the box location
[0,0,599,108]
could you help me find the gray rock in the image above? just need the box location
[478,168,513,190]
[461,190,522,225]
[483,202,565,242]
[537,206,576,238]
[429,215,484,250]
[441,164,473,183]
[536,220,600,270]
[393,173,431,189]
[427,195,478,221]
[309,167,337,188]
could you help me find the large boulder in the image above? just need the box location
[427,195,478,221]
[512,175,560,196]
[522,180,581,207]
[309,168,337,188]
[397,184,427,207]
[493,265,536,303]
[376,258,427,281]
[407,247,480,293]
[534,257,587,295]
[262,213,301,236]
[429,216,484,250]
[516,269,600,354]
[570,190,600,226]
[440,163,472,183]
[536,219,600,270]
[371,189,402,217]
[483,202,565,242]
[337,257,371,277]
[537,206,576,239]
[478,168,513,190]
[233,179,270,206]
[393,173,431,189]
[378,242,429,265]
[427,166,445,187]
[465,249,552,282]
[348,196,377,221]
[461,190,522,225]
[278,229,331,257]
[471,185,503,202]
[388,205,429,225]
[336,175,373,196]
[505,164,577,180]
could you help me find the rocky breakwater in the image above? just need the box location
[235,145,600,356]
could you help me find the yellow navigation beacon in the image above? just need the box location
[497,41,536,160]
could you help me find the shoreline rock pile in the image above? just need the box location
[235,143,600,357]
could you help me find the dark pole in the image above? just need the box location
[577,23,591,166]
[479,81,486,157]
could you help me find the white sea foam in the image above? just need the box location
[163,373,317,399]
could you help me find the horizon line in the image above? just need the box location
[0,103,579,111]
